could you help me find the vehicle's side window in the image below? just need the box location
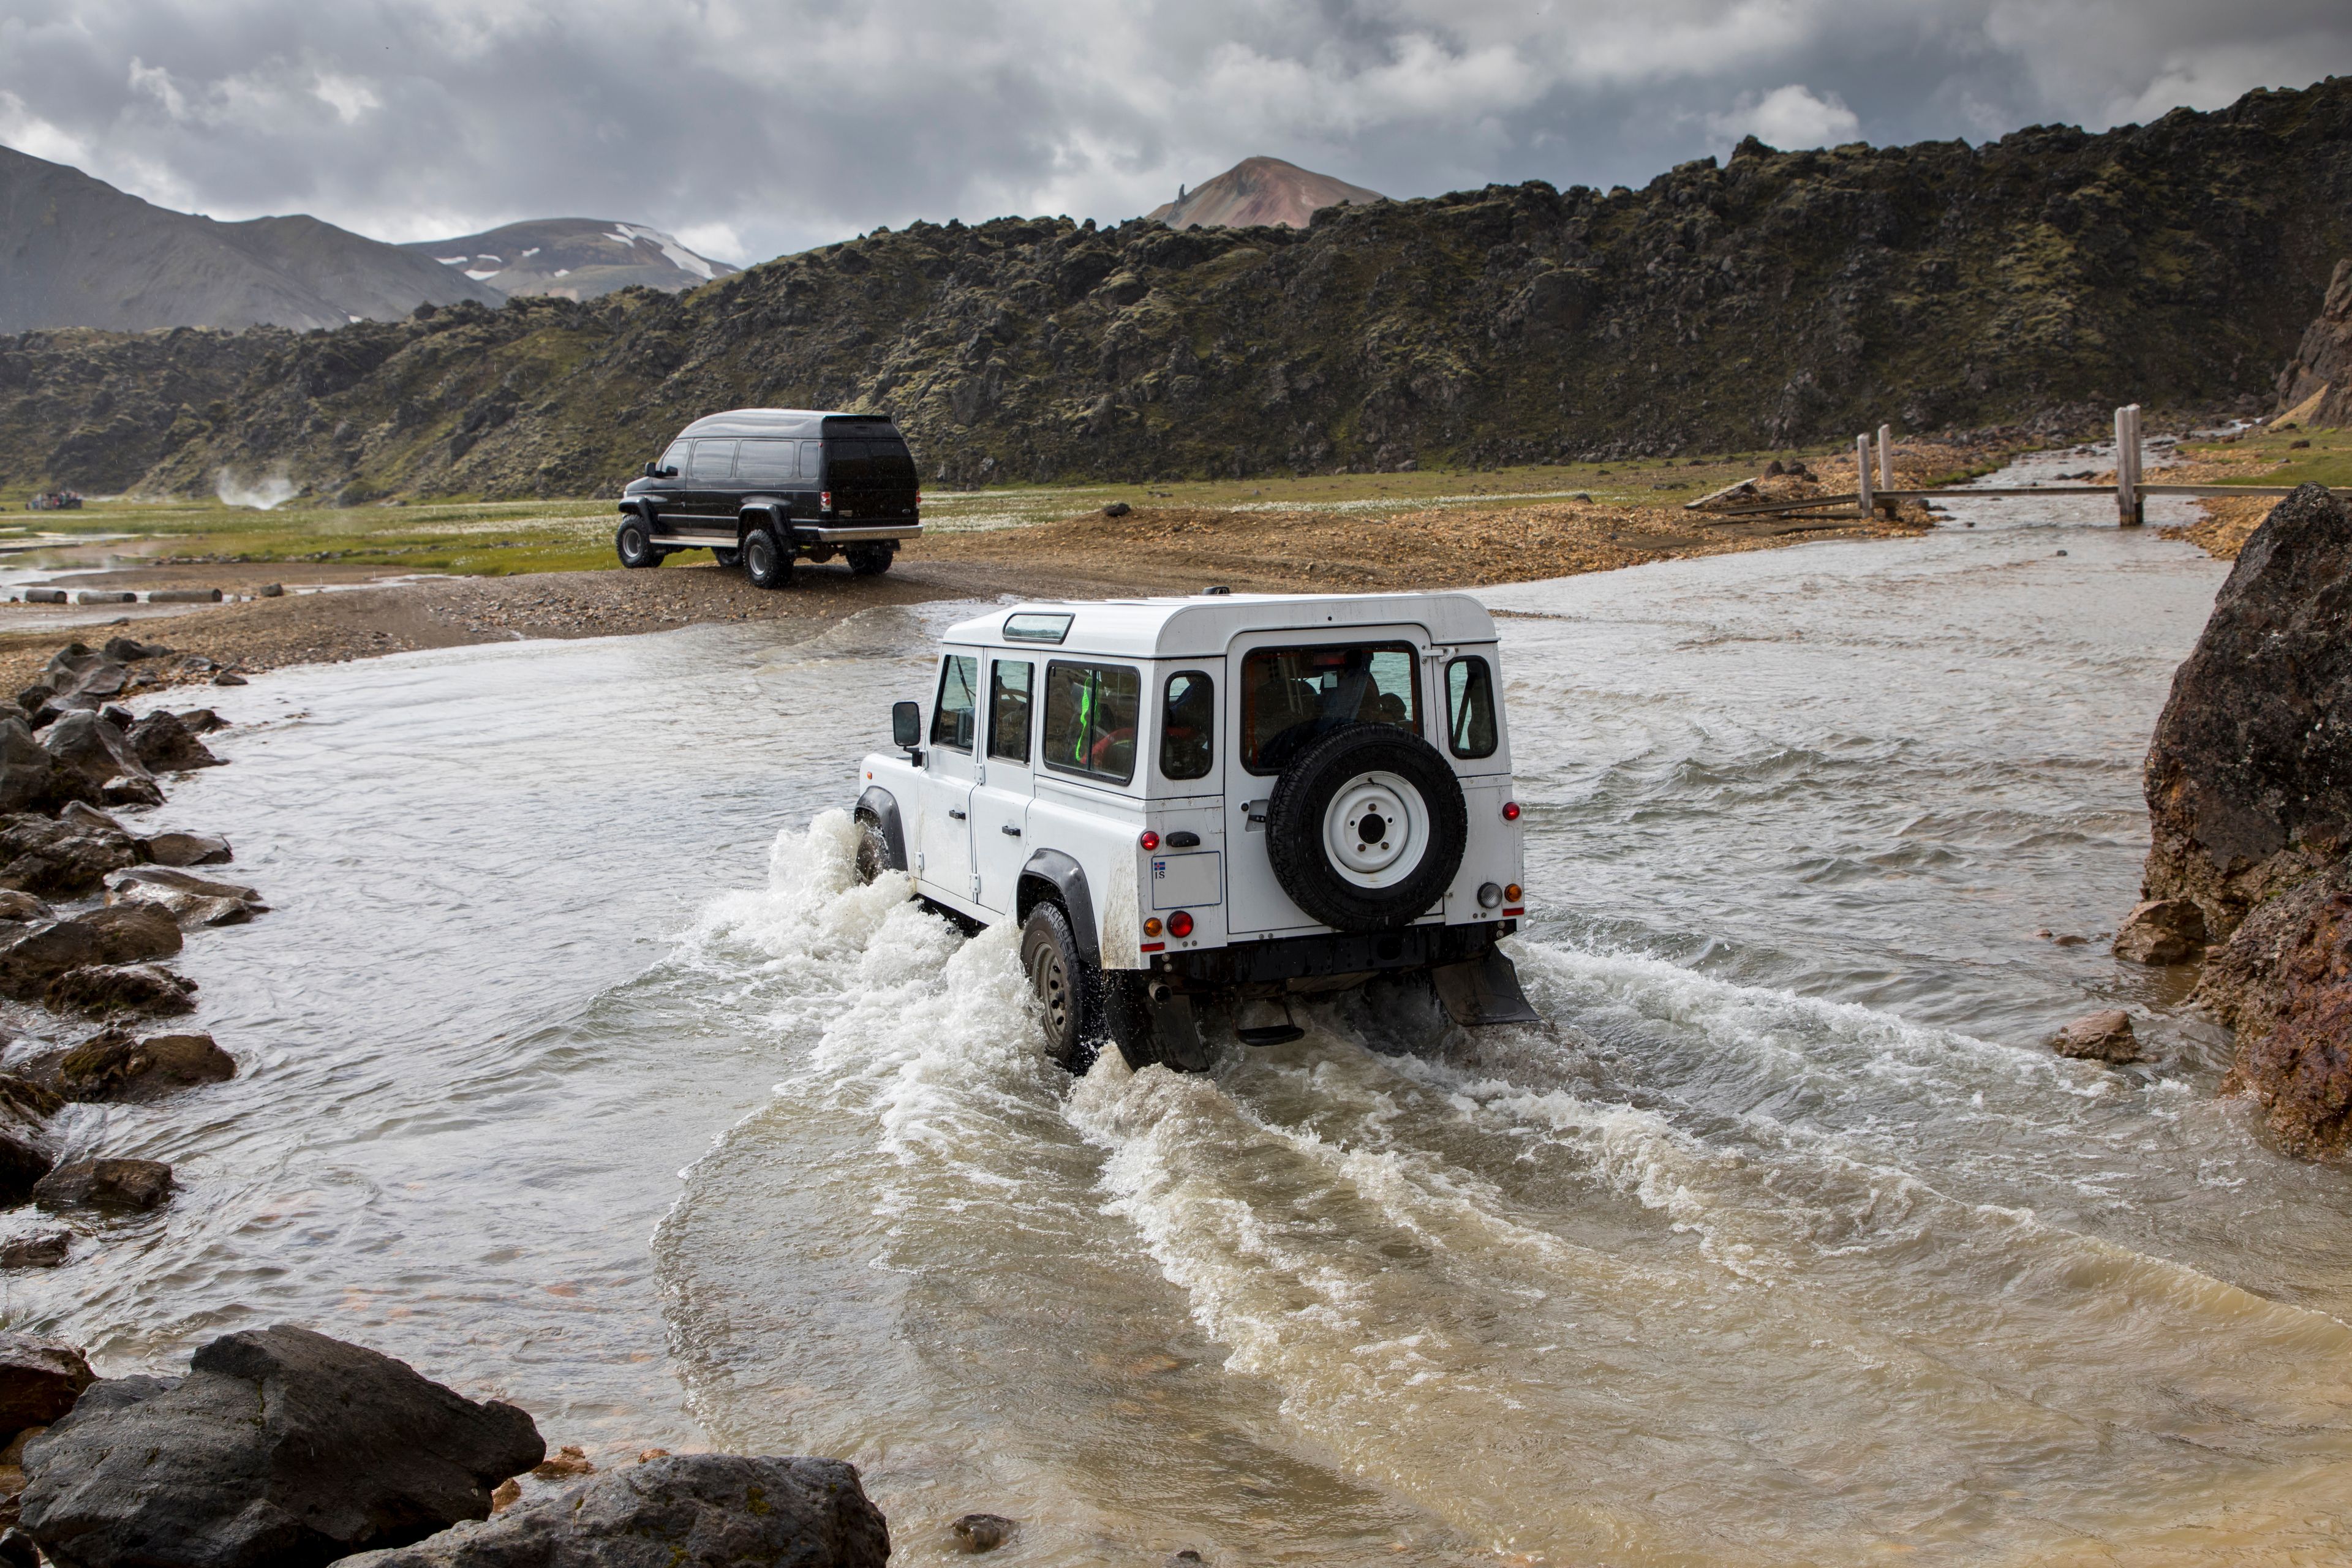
[1446,657,1498,759]
[931,655,978,751]
[988,660,1033,764]
[1161,671,1213,781]
[736,439,795,483]
[658,440,690,476]
[799,440,823,480]
[688,439,736,483]
[1042,662,1142,784]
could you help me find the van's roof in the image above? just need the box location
[941,592,1499,660]
[677,408,901,439]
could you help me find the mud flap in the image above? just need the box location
[1430,946,1542,1027]
[1106,976,1216,1074]
[1151,990,1215,1072]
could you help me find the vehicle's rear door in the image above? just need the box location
[821,426,920,524]
[1224,625,1432,935]
[967,654,1037,914]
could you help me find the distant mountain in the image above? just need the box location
[402,219,738,299]
[1146,156,1384,230]
[0,144,503,333]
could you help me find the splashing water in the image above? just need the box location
[216,468,299,510]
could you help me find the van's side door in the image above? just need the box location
[967,655,1036,916]
[682,439,737,530]
[917,652,981,910]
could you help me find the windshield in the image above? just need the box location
[1240,642,1420,774]
[824,437,918,488]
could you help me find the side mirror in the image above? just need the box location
[662,466,679,478]
[892,700,922,755]
[641,461,658,478]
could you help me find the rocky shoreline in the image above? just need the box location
[2103,483,2352,1157]
[1,1324,892,1568]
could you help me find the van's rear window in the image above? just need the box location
[825,439,917,486]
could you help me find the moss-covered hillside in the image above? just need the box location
[8,77,2352,500]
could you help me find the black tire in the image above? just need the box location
[616,515,661,568]
[853,812,889,883]
[1020,901,1102,1071]
[846,545,893,577]
[742,526,793,589]
[1265,724,1468,932]
[712,547,741,569]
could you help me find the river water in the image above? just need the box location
[13,453,2352,1566]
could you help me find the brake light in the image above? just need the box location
[820,490,832,510]
[1139,830,1159,851]
[1502,801,1521,821]
[1168,910,1194,938]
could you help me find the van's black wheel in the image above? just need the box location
[712,548,741,569]
[616,516,661,568]
[846,545,893,577]
[1266,724,1468,932]
[1021,901,1101,1071]
[742,527,793,590]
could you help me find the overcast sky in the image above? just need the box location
[4,0,2349,266]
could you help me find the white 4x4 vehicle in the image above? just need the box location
[855,591,1539,1070]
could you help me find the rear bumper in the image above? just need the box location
[1159,919,1515,989]
[794,523,921,544]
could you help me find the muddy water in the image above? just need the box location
[15,454,2352,1564]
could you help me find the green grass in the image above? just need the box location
[0,439,1947,574]
[2179,424,2352,489]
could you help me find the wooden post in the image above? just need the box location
[2115,406,2136,525]
[1877,424,1894,494]
[1856,434,1872,518]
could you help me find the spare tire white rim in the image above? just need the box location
[1323,771,1429,888]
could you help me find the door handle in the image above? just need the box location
[1000,824,1022,837]
[948,809,966,820]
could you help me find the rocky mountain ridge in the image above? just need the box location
[0,145,502,333]
[6,76,2352,499]
[400,219,739,300]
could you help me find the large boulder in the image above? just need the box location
[42,963,197,1019]
[335,1455,891,1568]
[125,712,221,775]
[0,813,140,898]
[0,1336,92,1438]
[40,714,160,809]
[0,907,182,1001]
[141,831,233,869]
[31,1158,175,1213]
[23,1030,235,1104]
[0,718,96,818]
[105,867,265,928]
[38,648,129,715]
[2138,484,2352,936]
[19,1326,545,1568]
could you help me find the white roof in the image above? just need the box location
[940,591,1498,660]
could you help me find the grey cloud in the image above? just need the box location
[2,0,2348,266]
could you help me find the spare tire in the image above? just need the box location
[1265,724,1467,932]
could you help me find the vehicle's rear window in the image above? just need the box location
[736,439,799,483]
[824,438,918,488]
[931,655,978,751]
[1240,643,1420,774]
[1042,662,1141,785]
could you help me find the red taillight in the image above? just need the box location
[1168,910,1194,938]
[1502,801,1521,821]
[820,490,832,510]
[1139,831,1159,851]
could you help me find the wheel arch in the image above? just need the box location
[738,503,790,543]
[855,786,908,872]
[1017,849,1099,966]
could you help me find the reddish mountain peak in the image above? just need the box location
[1145,156,1384,230]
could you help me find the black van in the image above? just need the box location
[616,409,922,587]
